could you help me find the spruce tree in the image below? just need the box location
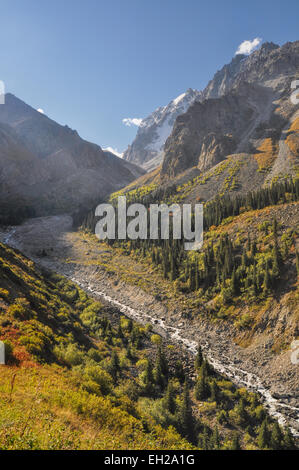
[163,380,176,414]
[231,268,238,296]
[231,432,241,450]
[258,420,270,449]
[283,427,295,450]
[157,346,169,376]
[210,380,220,404]
[144,359,154,394]
[236,398,247,425]
[270,422,283,450]
[194,343,204,370]
[177,381,195,442]
[174,361,185,384]
[110,350,120,381]
[199,425,210,450]
[154,359,165,389]
[117,323,123,339]
[211,426,221,450]
[195,362,210,400]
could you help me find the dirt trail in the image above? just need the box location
[0,215,298,434]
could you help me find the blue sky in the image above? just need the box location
[0,0,298,155]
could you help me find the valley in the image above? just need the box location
[1,37,299,451]
[1,207,298,436]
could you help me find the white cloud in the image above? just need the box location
[103,146,124,158]
[37,108,45,114]
[235,37,262,55]
[122,117,143,127]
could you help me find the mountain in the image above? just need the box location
[161,41,299,182]
[120,41,299,204]
[123,88,201,171]
[0,94,144,223]
[123,42,299,175]
[200,42,280,101]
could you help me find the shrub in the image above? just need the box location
[54,343,85,366]
[8,298,33,320]
[83,364,112,395]
[0,288,9,301]
[151,334,162,346]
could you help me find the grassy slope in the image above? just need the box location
[0,242,294,450]
[0,242,191,450]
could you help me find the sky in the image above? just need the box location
[0,0,298,155]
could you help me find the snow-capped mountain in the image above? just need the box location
[123,88,201,171]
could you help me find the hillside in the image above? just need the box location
[1,241,296,449]
[0,94,144,224]
[75,178,299,430]
[0,241,192,449]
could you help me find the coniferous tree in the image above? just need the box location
[174,361,185,384]
[199,425,210,450]
[236,398,247,425]
[231,432,241,450]
[195,362,210,400]
[110,350,120,381]
[210,379,220,404]
[154,359,165,388]
[157,346,169,376]
[144,359,154,394]
[211,426,221,450]
[231,268,239,296]
[117,323,123,339]
[283,427,295,450]
[194,343,204,370]
[270,422,283,450]
[177,381,195,442]
[258,419,270,449]
[163,380,176,414]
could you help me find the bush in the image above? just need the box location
[54,343,85,366]
[0,288,10,301]
[83,365,112,395]
[8,298,33,320]
[151,334,162,346]
[87,348,102,363]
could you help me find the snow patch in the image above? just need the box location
[172,92,187,106]
[103,147,124,158]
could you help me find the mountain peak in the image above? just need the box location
[260,41,280,52]
[123,88,201,171]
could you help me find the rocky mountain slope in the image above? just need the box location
[118,41,299,204]
[0,94,144,223]
[123,88,201,171]
[161,41,299,181]
[123,42,299,175]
